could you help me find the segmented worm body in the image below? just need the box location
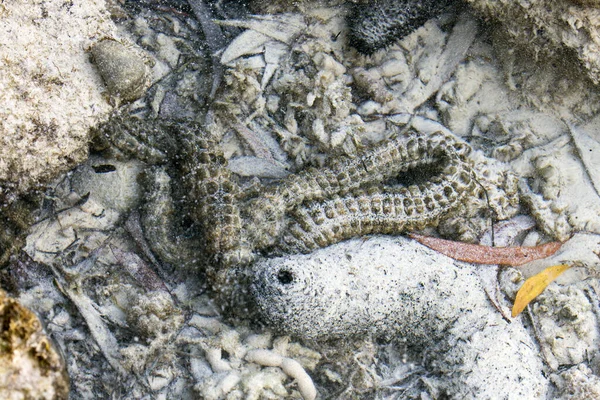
[104,116,478,291]
[179,127,475,270]
[178,134,248,266]
[244,130,471,249]
[272,130,470,205]
[279,160,475,253]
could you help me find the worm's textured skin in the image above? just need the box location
[178,134,255,273]
[279,161,475,254]
[347,0,453,55]
[105,116,480,294]
[244,129,472,254]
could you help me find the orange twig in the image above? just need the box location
[409,233,562,266]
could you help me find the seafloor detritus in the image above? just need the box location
[103,111,508,298]
[13,0,600,397]
[347,0,454,54]
[250,235,548,398]
[96,6,521,306]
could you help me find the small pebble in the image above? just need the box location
[91,38,150,101]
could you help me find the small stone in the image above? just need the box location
[91,38,150,102]
[70,155,145,213]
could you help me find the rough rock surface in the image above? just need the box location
[0,0,116,194]
[467,0,600,85]
[0,289,69,400]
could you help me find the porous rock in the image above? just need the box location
[347,0,453,55]
[0,0,116,194]
[0,289,69,400]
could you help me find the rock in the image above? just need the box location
[0,289,69,400]
[90,38,151,102]
[70,155,145,213]
[467,0,600,85]
[0,0,117,195]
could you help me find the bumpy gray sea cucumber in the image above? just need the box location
[250,235,548,398]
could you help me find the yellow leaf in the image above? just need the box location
[512,264,572,317]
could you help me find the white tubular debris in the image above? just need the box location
[245,349,284,366]
[216,372,241,396]
[245,349,317,400]
[188,315,228,334]
[205,348,231,372]
[281,358,318,400]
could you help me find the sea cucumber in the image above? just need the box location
[347,0,453,55]
[250,235,548,397]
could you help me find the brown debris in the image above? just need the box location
[409,233,562,266]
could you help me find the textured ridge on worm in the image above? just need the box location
[272,130,469,208]
[243,130,471,252]
[278,157,475,253]
[141,167,198,266]
[178,134,250,266]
